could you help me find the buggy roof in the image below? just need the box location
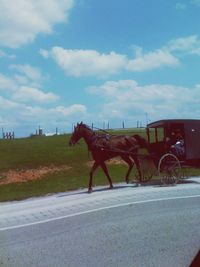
[147,119,200,128]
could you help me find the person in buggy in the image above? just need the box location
[165,130,185,157]
[170,131,185,157]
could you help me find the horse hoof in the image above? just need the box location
[126,180,129,184]
[88,188,92,193]
[109,185,114,190]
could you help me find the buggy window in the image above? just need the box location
[157,128,164,142]
[148,128,156,143]
[148,127,164,143]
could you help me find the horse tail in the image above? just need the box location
[124,136,138,151]
[132,134,150,152]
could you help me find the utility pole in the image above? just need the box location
[145,112,148,126]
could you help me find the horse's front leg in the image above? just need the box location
[100,162,113,189]
[88,161,99,193]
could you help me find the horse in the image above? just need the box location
[69,122,149,193]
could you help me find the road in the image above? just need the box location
[0,178,200,267]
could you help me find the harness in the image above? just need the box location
[90,133,111,150]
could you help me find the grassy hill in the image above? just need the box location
[0,129,147,201]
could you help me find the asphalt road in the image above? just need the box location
[0,178,200,267]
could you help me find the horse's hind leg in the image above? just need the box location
[121,156,134,184]
[100,162,113,189]
[89,161,99,193]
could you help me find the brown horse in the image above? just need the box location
[69,122,149,193]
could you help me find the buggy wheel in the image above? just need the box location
[158,153,181,185]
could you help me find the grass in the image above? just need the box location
[0,135,77,170]
[0,129,199,202]
[0,129,146,201]
[0,165,134,202]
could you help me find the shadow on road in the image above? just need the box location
[57,177,199,198]
[57,184,134,197]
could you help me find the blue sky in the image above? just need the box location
[1,0,200,137]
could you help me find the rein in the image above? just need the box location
[91,126,110,134]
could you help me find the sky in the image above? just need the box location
[1,0,200,137]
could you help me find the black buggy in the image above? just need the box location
[146,119,200,184]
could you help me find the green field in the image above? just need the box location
[0,129,148,201]
[0,129,199,202]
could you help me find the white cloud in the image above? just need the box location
[0,49,16,59]
[0,94,88,136]
[175,3,187,10]
[87,80,138,97]
[191,0,200,7]
[175,1,200,10]
[167,35,199,52]
[12,86,59,103]
[39,48,49,58]
[10,64,45,81]
[167,35,200,56]
[41,35,200,77]
[127,49,179,71]
[13,75,29,85]
[0,0,74,48]
[190,47,200,55]
[55,104,87,116]
[0,95,20,109]
[0,50,6,57]
[20,103,87,122]
[0,74,16,91]
[0,60,62,106]
[0,65,58,104]
[42,47,127,77]
[127,36,200,73]
[87,80,200,121]
[0,66,87,135]
[41,46,179,77]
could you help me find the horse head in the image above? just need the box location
[69,122,92,146]
[69,123,82,146]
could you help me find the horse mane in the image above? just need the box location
[79,122,93,131]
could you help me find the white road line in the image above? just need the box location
[0,194,200,232]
